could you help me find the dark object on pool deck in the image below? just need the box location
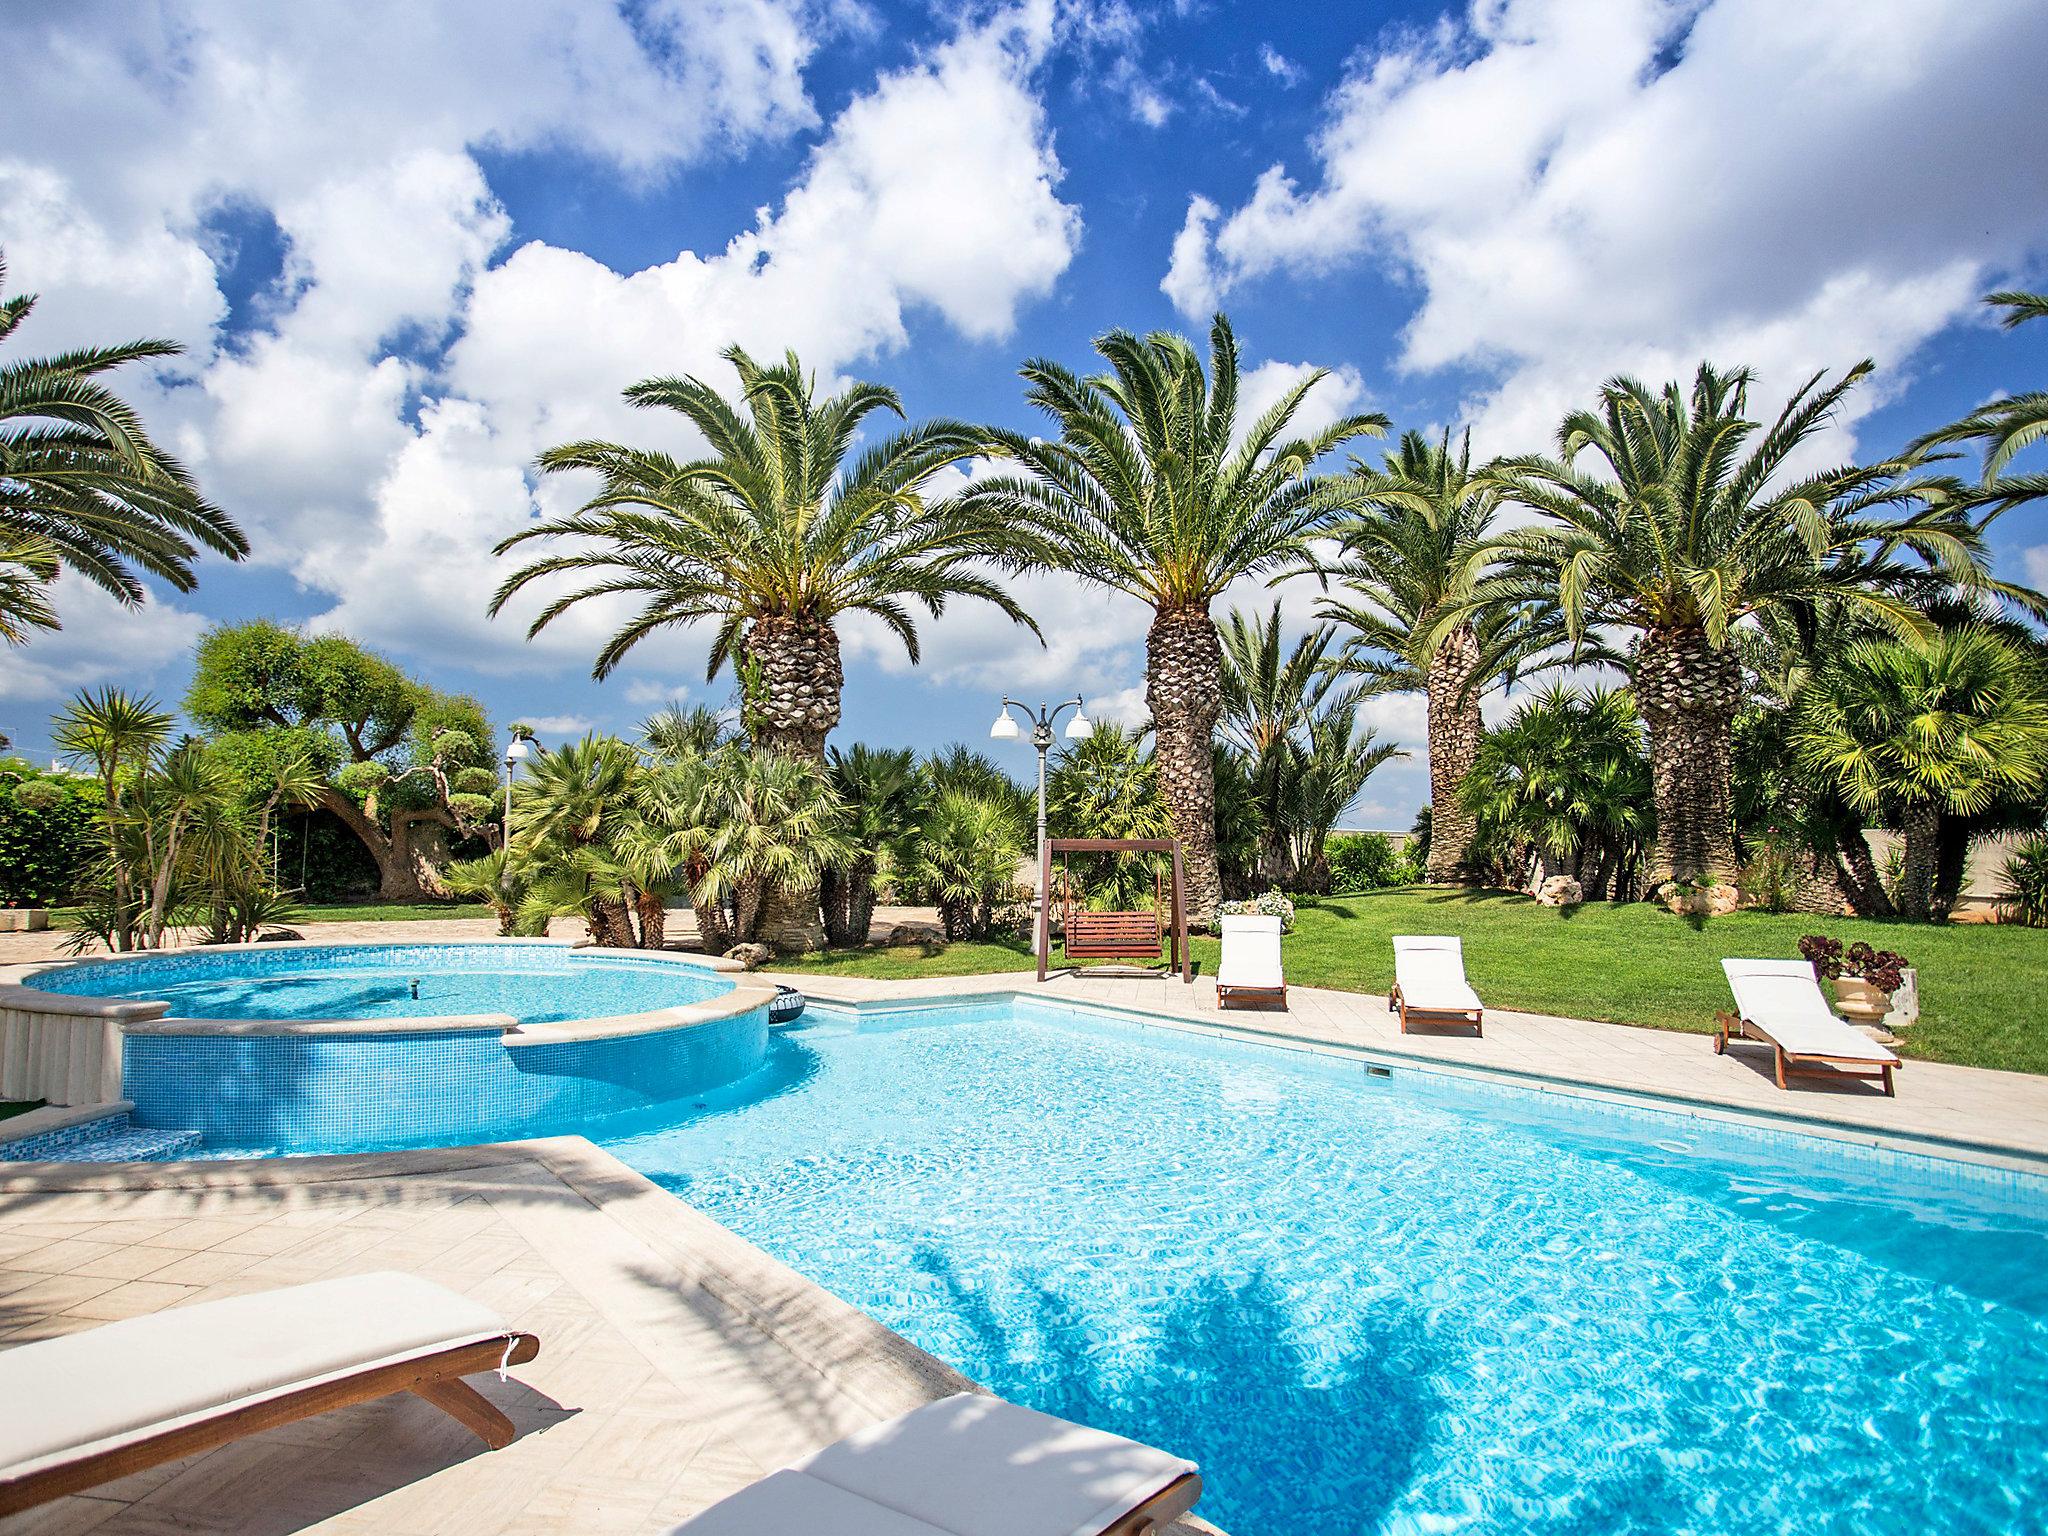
[409,977,420,1000]
[769,985,805,1024]
[0,1271,542,1516]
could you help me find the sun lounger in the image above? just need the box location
[667,1391,1202,1536]
[1718,957,1901,1095]
[1389,935,1483,1034]
[1216,913,1287,1009]
[0,1271,541,1515]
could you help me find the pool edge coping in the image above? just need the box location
[798,983,2048,1181]
[1,937,779,1047]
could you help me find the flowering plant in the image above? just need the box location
[1219,891,1296,933]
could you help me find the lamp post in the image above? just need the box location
[990,697,1093,965]
[502,734,530,850]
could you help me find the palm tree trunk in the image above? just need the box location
[1895,800,1943,921]
[1146,605,1224,926]
[743,614,838,952]
[636,890,668,950]
[1424,622,1484,882]
[1634,625,1742,887]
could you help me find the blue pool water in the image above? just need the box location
[32,942,732,1023]
[604,1000,2048,1536]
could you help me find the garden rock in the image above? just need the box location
[725,942,773,970]
[884,919,946,947]
[1533,876,1583,908]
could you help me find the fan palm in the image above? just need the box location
[910,789,1027,941]
[1909,289,2047,514]
[959,314,1387,921]
[0,254,246,632]
[1460,684,1652,900]
[1317,429,1583,881]
[493,346,1040,758]
[1489,361,2028,888]
[822,743,923,947]
[1794,627,2048,920]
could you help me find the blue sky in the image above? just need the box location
[3,0,2046,823]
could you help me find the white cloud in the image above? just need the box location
[624,680,694,707]
[1165,0,2048,455]
[1234,358,1376,447]
[0,2,1080,689]
[2026,546,2048,592]
[1259,44,1303,87]
[0,582,208,710]
[519,714,596,736]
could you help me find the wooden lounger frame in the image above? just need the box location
[1389,986,1482,1036]
[1217,980,1286,1011]
[1714,1010,1897,1096]
[0,1333,541,1516]
[1103,1470,1203,1536]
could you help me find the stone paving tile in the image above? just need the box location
[0,1143,1213,1536]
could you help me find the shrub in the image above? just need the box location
[1326,832,1415,894]
[0,763,99,906]
[1998,836,2048,928]
[1738,835,1802,913]
[1219,890,1296,933]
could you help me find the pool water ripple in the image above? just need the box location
[604,1005,2048,1536]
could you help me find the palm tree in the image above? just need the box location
[493,347,1039,756]
[1317,429,1578,882]
[910,790,1027,941]
[1794,627,2048,920]
[1,254,246,630]
[822,744,923,947]
[1460,684,1652,900]
[1217,603,1403,889]
[510,735,643,945]
[1046,724,1172,912]
[494,348,1040,952]
[1909,290,2047,514]
[0,533,57,643]
[1490,361,2028,890]
[961,315,1387,922]
[694,749,848,945]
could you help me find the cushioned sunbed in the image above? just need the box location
[0,1270,540,1515]
[1216,913,1287,1010]
[1389,935,1484,1034]
[667,1392,1202,1536]
[1718,957,1901,1095]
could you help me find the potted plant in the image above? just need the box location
[1797,935,1913,1036]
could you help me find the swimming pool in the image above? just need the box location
[29,940,733,1022]
[603,997,2048,1536]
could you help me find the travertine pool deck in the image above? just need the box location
[0,1139,1212,1535]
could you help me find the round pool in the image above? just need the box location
[30,940,734,1023]
[12,941,777,1152]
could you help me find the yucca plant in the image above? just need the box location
[960,314,1387,921]
[1489,362,2029,888]
[0,253,245,636]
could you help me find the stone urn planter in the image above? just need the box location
[1800,935,1912,1044]
[0,908,49,933]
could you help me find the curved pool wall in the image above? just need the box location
[4,940,777,1152]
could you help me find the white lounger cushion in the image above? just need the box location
[1392,936,1482,1012]
[670,1393,1196,1536]
[1722,959,1900,1064]
[1216,914,1283,989]
[0,1271,513,1483]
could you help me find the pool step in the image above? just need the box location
[0,1108,203,1163]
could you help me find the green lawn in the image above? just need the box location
[49,899,490,929]
[768,888,2048,1075]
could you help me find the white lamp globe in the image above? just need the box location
[1065,709,1094,740]
[989,709,1021,741]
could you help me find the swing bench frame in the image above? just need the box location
[1037,837,1192,984]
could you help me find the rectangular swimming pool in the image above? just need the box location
[601,996,2048,1536]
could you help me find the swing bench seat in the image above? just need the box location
[1063,910,1165,961]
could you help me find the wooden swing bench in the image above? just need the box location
[1037,837,1192,983]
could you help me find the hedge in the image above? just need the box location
[0,764,100,907]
